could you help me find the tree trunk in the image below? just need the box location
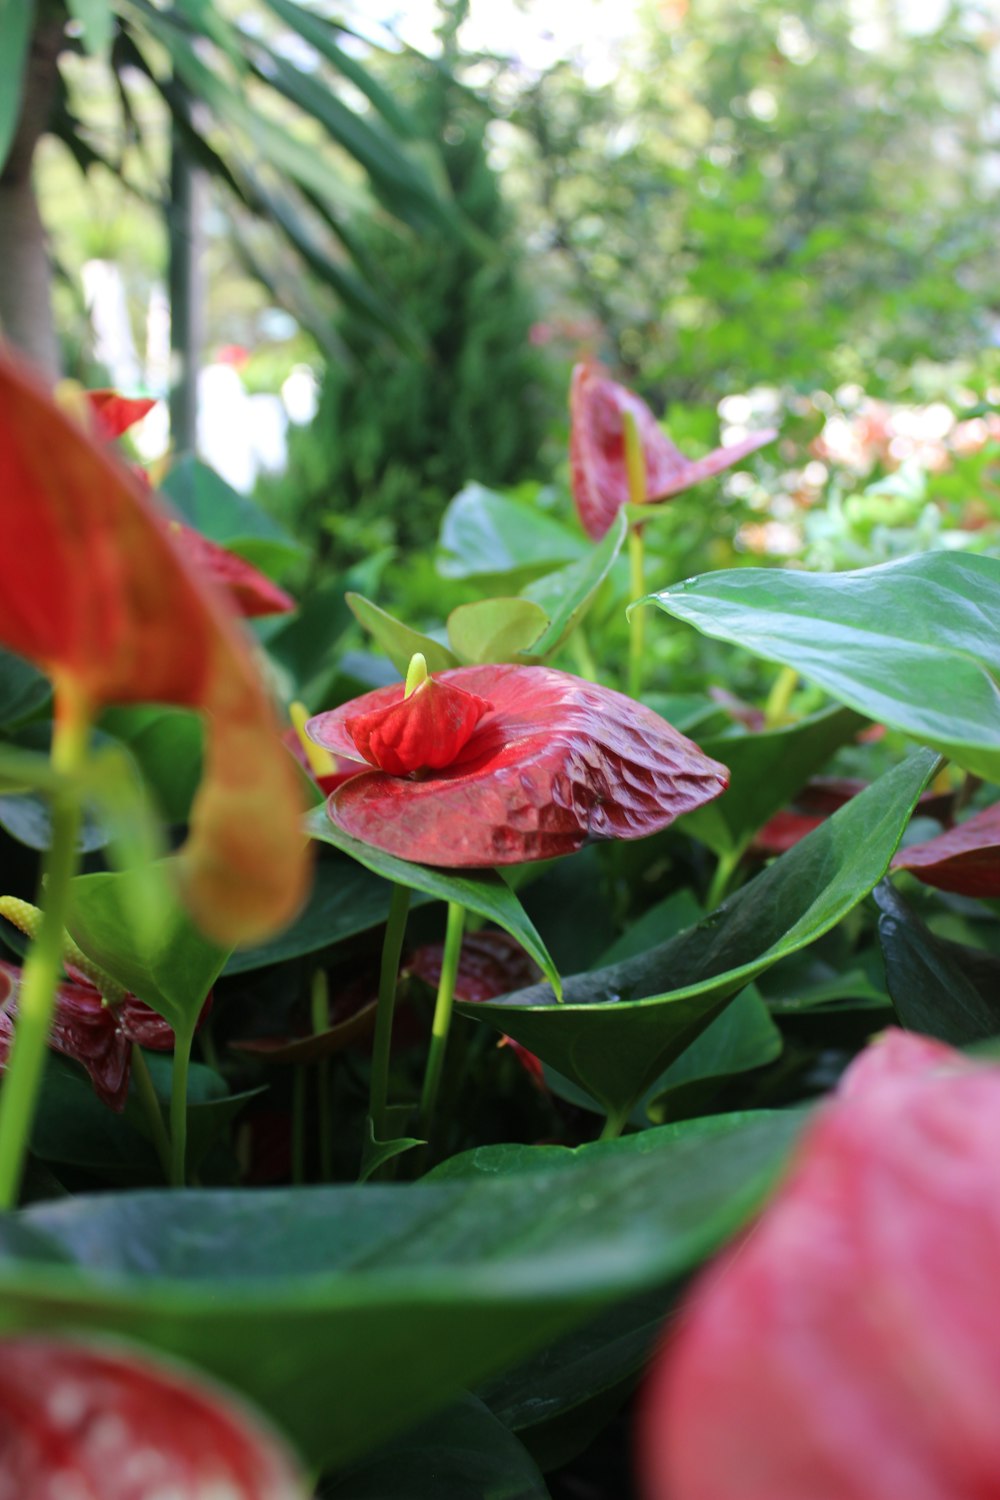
[0,14,65,377]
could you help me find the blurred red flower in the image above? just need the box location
[308,663,728,867]
[570,363,777,540]
[639,1029,1000,1500]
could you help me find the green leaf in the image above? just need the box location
[346,594,458,677]
[643,553,1000,779]
[66,868,231,1033]
[66,0,113,58]
[306,810,561,999]
[447,599,549,664]
[0,648,50,729]
[680,705,867,858]
[101,707,203,825]
[358,1117,425,1184]
[460,751,938,1117]
[522,509,627,660]
[875,880,1000,1044]
[161,456,302,557]
[0,1109,803,1467]
[328,1394,550,1499]
[225,856,433,976]
[644,985,782,1123]
[437,485,587,587]
[0,0,34,173]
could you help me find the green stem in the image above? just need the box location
[764,666,798,729]
[569,625,599,682]
[707,846,743,912]
[369,883,411,1142]
[291,1065,307,1185]
[170,1021,195,1188]
[599,1106,629,1142]
[418,902,466,1148]
[132,1044,172,1181]
[0,693,90,1210]
[627,526,646,700]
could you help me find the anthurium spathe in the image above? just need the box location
[0,350,309,945]
[0,1336,305,1499]
[308,662,728,866]
[0,960,130,1111]
[891,801,1000,897]
[639,1030,1000,1500]
[570,362,777,541]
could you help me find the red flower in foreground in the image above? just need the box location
[570,363,777,541]
[0,352,309,944]
[308,663,728,866]
[0,1336,304,1499]
[891,801,1000,898]
[639,1030,1000,1500]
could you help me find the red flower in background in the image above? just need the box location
[891,801,1000,898]
[308,663,728,867]
[0,352,310,945]
[570,363,777,541]
[639,1030,1000,1500]
[0,1336,304,1499]
[85,389,157,442]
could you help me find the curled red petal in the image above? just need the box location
[346,675,492,776]
[0,1335,304,1499]
[0,961,130,1111]
[0,352,311,946]
[85,389,157,441]
[172,523,296,618]
[310,664,728,866]
[639,1030,1000,1500]
[891,802,1000,897]
[569,363,776,540]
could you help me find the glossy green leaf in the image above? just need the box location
[0,794,109,854]
[101,706,203,824]
[643,553,1000,779]
[437,485,587,586]
[358,1117,425,1184]
[66,868,231,1032]
[875,879,1000,1043]
[346,593,458,677]
[645,985,782,1122]
[521,509,628,660]
[66,0,113,57]
[680,705,867,857]
[447,599,549,664]
[161,456,302,560]
[0,648,50,728]
[328,1394,550,1499]
[0,1109,802,1466]
[225,856,433,976]
[460,751,937,1117]
[306,810,562,998]
[0,0,33,173]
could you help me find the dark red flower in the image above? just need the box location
[570,363,777,541]
[891,802,1000,897]
[347,673,492,777]
[638,1030,1000,1500]
[84,388,157,442]
[167,522,296,619]
[308,663,728,867]
[753,779,955,859]
[0,960,129,1111]
[0,1335,303,1498]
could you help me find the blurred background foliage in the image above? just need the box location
[6,0,1000,603]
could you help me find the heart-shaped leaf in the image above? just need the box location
[437,485,587,586]
[0,1108,803,1468]
[642,553,1000,779]
[459,751,937,1118]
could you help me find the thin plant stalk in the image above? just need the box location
[369,882,411,1142]
[131,1044,172,1182]
[706,846,744,912]
[623,409,648,700]
[170,1019,196,1188]
[311,970,334,1181]
[764,666,798,729]
[418,901,466,1148]
[0,690,90,1209]
[599,1105,629,1142]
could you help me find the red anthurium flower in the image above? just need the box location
[346,672,493,776]
[308,663,728,866]
[409,928,545,1086]
[169,522,296,619]
[0,352,310,944]
[570,363,777,541]
[639,1030,1000,1500]
[753,778,954,859]
[891,802,1000,898]
[0,960,129,1110]
[84,388,157,442]
[0,1336,304,1499]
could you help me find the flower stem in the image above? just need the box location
[0,689,90,1210]
[707,846,743,912]
[170,1020,195,1188]
[764,666,798,728]
[418,901,466,1151]
[132,1044,172,1182]
[627,526,647,700]
[599,1105,629,1142]
[369,883,411,1142]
